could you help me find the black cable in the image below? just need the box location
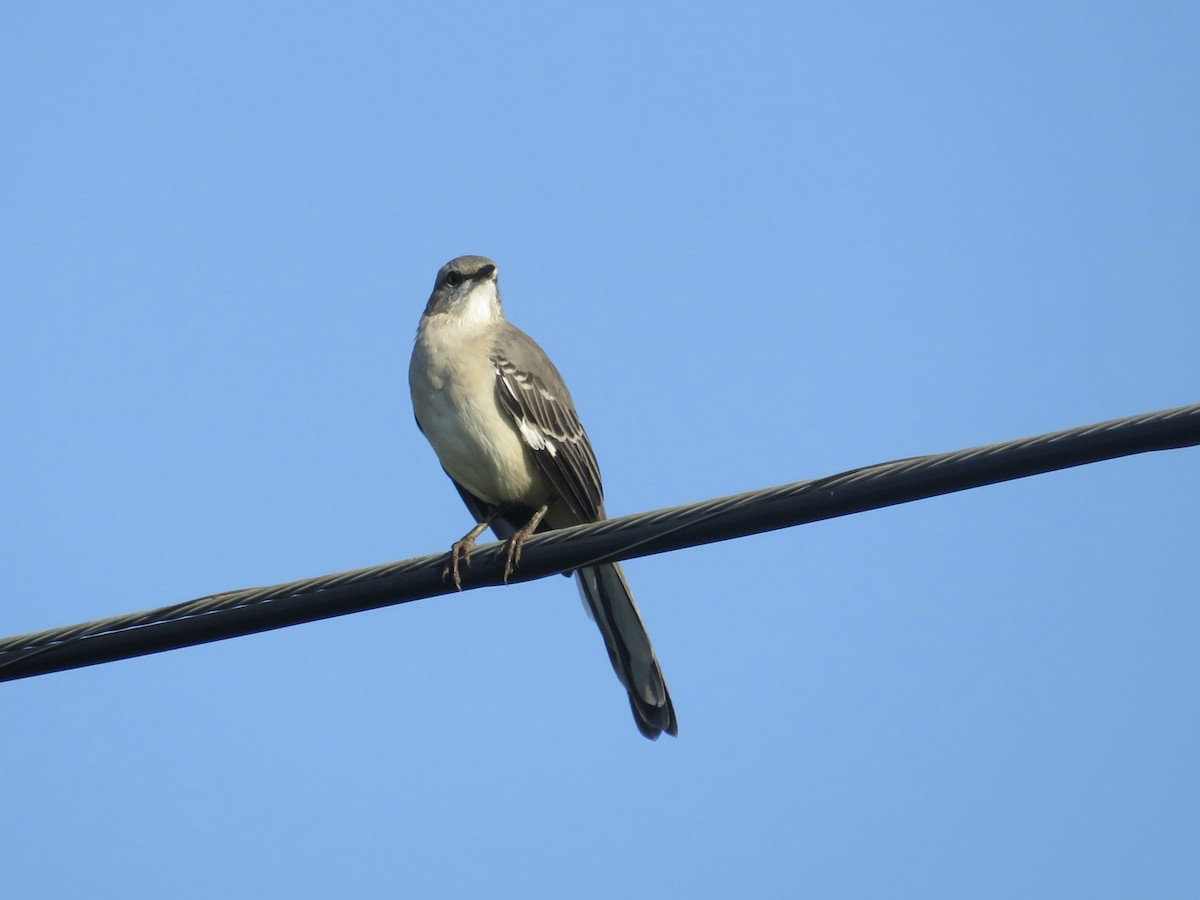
[1,402,1197,683]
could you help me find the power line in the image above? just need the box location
[1,402,1197,683]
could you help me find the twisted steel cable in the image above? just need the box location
[1,402,1197,682]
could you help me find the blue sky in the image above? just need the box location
[2,2,1198,897]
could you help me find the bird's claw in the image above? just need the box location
[444,537,477,590]
[500,500,550,584]
[502,535,526,584]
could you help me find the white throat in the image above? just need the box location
[451,280,503,332]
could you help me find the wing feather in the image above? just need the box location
[490,324,604,523]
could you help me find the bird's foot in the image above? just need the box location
[501,534,525,584]
[443,516,496,590]
[502,501,551,584]
[443,535,479,590]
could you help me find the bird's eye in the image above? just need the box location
[445,272,464,287]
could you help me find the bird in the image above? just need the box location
[408,255,677,739]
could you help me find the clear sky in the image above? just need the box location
[3,2,1198,897]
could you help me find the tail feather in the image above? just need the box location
[575,563,677,739]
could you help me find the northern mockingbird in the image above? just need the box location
[408,255,678,740]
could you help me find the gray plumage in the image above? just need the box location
[409,255,677,739]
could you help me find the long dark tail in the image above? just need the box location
[575,562,677,739]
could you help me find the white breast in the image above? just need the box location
[409,310,547,508]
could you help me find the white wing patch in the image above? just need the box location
[516,417,560,456]
[493,346,601,519]
[500,367,561,457]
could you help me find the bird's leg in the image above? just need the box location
[502,498,554,584]
[446,511,501,590]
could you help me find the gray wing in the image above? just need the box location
[491,323,604,524]
[491,324,677,739]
